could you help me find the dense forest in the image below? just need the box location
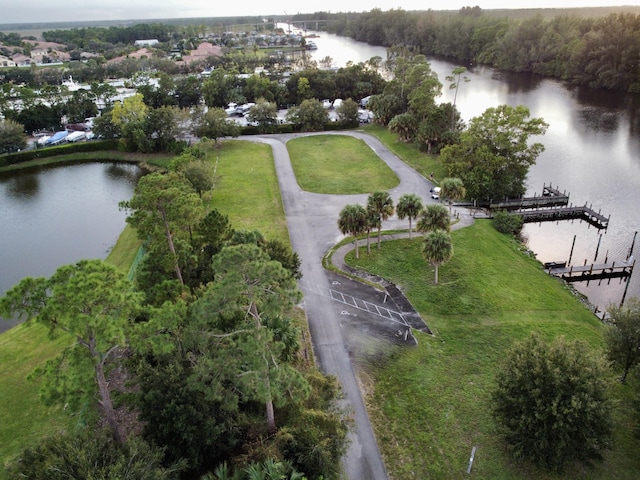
[299,7,640,93]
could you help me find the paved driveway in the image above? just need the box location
[247,131,442,480]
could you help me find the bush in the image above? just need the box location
[492,209,523,235]
[5,428,181,479]
[492,333,613,472]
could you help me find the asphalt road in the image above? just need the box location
[248,131,440,480]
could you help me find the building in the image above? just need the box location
[134,39,160,47]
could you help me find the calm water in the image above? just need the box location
[0,162,141,332]
[307,32,640,313]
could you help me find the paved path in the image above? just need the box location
[246,131,473,480]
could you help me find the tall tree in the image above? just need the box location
[445,66,469,130]
[0,260,144,444]
[440,177,466,217]
[246,98,279,133]
[110,93,149,152]
[366,191,394,249]
[286,98,328,132]
[338,203,368,259]
[0,118,26,154]
[492,333,612,472]
[336,97,359,126]
[119,171,204,285]
[422,230,453,285]
[441,105,548,202]
[396,193,423,239]
[194,107,242,144]
[605,297,640,383]
[196,244,307,434]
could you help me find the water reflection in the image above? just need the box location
[105,161,143,183]
[492,70,544,94]
[0,173,40,200]
[578,107,621,133]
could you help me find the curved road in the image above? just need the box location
[249,131,440,479]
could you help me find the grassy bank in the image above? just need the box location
[346,220,640,479]
[287,134,399,194]
[0,150,174,174]
[361,124,448,182]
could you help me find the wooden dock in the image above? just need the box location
[514,204,610,230]
[489,184,569,210]
[547,260,635,282]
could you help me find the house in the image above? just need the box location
[178,42,223,65]
[11,53,31,67]
[106,48,155,65]
[0,55,16,67]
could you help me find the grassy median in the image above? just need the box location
[287,134,399,194]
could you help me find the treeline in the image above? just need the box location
[42,23,179,48]
[324,8,640,93]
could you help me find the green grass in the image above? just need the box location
[286,134,399,194]
[105,224,142,274]
[208,140,289,243]
[0,324,74,476]
[346,220,640,479]
[361,124,448,183]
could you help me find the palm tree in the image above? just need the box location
[367,191,395,249]
[338,204,368,259]
[417,204,450,233]
[422,230,453,285]
[440,177,466,218]
[396,193,423,239]
[365,207,380,256]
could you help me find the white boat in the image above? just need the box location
[66,131,86,142]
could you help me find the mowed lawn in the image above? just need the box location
[286,134,399,194]
[208,140,289,243]
[346,220,640,480]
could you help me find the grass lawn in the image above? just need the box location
[0,324,74,476]
[286,134,399,194]
[346,220,640,479]
[360,124,448,183]
[207,140,289,243]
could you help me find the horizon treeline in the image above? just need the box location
[315,7,640,93]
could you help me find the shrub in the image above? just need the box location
[492,209,523,235]
[492,333,613,472]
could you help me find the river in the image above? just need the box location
[305,31,640,314]
[0,162,141,333]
